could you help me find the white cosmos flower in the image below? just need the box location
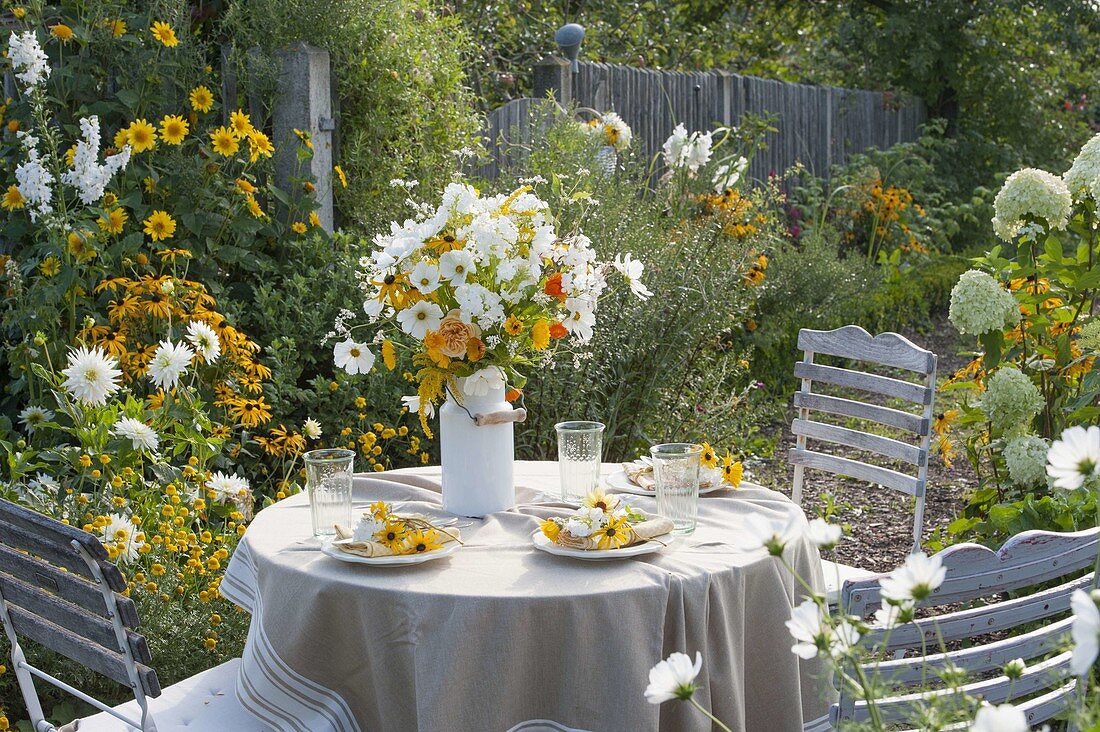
[61,346,123,407]
[879,552,946,604]
[185,320,221,363]
[644,651,703,704]
[1046,425,1100,490]
[112,417,159,452]
[206,471,250,502]
[806,518,843,550]
[872,602,911,630]
[971,703,1029,732]
[563,296,596,343]
[410,260,441,294]
[333,339,376,375]
[148,340,194,391]
[829,619,861,660]
[463,366,506,397]
[401,394,435,419]
[612,253,652,300]
[732,512,804,556]
[786,599,830,659]
[18,405,54,433]
[101,513,144,564]
[303,418,322,440]
[1070,588,1100,676]
[397,300,443,339]
[439,249,476,285]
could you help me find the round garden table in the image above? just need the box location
[221,461,831,732]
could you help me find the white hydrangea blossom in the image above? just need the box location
[1003,434,1050,487]
[1064,133,1100,204]
[948,270,1019,336]
[992,167,1072,242]
[60,116,132,205]
[980,366,1044,433]
[8,30,50,88]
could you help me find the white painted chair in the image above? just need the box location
[789,325,938,604]
[0,498,267,731]
[803,527,1098,731]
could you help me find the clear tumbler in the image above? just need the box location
[650,443,702,535]
[304,448,355,537]
[555,421,605,502]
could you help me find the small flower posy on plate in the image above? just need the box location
[333,501,461,558]
[539,491,672,550]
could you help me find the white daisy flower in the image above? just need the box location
[1071,588,1100,676]
[611,253,652,300]
[101,513,144,564]
[206,471,250,502]
[18,405,54,433]
[409,260,441,294]
[148,340,194,391]
[333,339,375,375]
[439,249,476,285]
[644,651,702,705]
[396,300,443,340]
[401,395,435,419]
[303,418,323,440]
[1047,425,1100,490]
[60,346,123,407]
[112,417,159,452]
[879,552,946,604]
[185,320,221,363]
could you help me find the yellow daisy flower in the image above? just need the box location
[229,110,253,137]
[189,85,214,114]
[247,131,274,162]
[39,256,61,277]
[159,115,189,145]
[150,21,178,48]
[143,210,177,241]
[65,144,77,166]
[699,441,718,469]
[503,315,524,336]
[97,207,128,234]
[309,211,321,228]
[595,516,632,550]
[235,178,257,195]
[245,194,265,219]
[291,221,307,234]
[334,165,348,188]
[540,519,561,543]
[50,24,74,42]
[113,127,129,149]
[107,19,127,38]
[209,126,239,157]
[2,185,25,211]
[375,520,408,552]
[404,528,443,554]
[125,119,157,153]
[381,340,396,370]
[12,7,26,20]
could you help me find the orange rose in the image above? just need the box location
[549,322,568,339]
[437,309,481,358]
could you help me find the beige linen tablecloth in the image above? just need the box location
[221,461,830,732]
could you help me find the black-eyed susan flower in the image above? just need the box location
[143,210,176,241]
[375,520,409,552]
[189,85,214,113]
[595,516,632,550]
[721,452,743,487]
[159,115,189,145]
[125,119,157,153]
[150,21,178,47]
[405,528,442,554]
[209,126,239,157]
[540,519,561,542]
[699,441,718,469]
[2,185,24,211]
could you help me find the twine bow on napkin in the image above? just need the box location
[556,516,674,551]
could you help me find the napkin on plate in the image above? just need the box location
[556,516,674,551]
[332,520,461,558]
[622,460,717,490]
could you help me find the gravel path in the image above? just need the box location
[750,320,976,573]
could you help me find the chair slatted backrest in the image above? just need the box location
[834,527,1099,728]
[0,498,160,728]
[790,326,937,553]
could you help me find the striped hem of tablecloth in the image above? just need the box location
[221,541,362,732]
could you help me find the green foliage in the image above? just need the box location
[220,0,482,228]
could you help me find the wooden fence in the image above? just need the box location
[481,58,927,182]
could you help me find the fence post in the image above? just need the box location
[716,70,734,127]
[273,42,334,233]
[533,57,572,106]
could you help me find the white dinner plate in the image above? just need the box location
[321,538,460,566]
[604,468,727,496]
[530,530,674,561]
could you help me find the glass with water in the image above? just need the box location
[304,448,355,537]
[650,443,702,535]
[555,421,605,502]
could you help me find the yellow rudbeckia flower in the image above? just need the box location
[160,115,189,145]
[1,185,24,211]
[209,126,239,157]
[125,119,157,153]
[143,210,177,241]
[150,21,178,48]
[189,85,214,114]
[97,207,128,234]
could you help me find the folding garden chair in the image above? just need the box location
[803,526,1098,730]
[0,497,267,731]
[789,325,938,604]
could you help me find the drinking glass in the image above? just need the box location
[555,421,605,502]
[650,443,703,535]
[304,448,355,537]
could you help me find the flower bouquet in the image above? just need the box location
[333,180,648,515]
[538,492,673,551]
[332,500,462,558]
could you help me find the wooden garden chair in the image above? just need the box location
[789,325,938,604]
[803,526,1097,730]
[0,497,267,731]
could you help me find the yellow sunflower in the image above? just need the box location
[595,516,632,550]
[39,257,61,277]
[404,528,443,554]
[247,131,274,162]
[229,110,254,137]
[189,85,214,114]
[245,194,265,219]
[334,165,348,188]
[97,207,128,234]
[49,24,74,41]
[125,119,157,153]
[291,221,307,234]
[539,519,561,543]
[309,211,321,228]
[235,178,257,195]
[159,115,189,145]
[720,452,743,487]
[150,21,178,48]
[107,19,126,38]
[209,126,239,157]
[2,185,24,211]
[375,520,409,552]
[67,231,97,261]
[699,442,718,469]
[142,210,177,242]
